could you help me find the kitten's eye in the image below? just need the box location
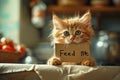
[75,30,81,35]
[64,31,70,36]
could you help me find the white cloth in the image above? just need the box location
[0,64,120,80]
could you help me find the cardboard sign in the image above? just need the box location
[55,43,91,62]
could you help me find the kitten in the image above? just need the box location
[47,12,96,66]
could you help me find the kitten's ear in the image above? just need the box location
[53,14,65,29]
[80,11,91,25]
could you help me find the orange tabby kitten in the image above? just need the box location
[47,12,96,66]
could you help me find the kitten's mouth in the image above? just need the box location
[69,40,85,44]
[70,36,76,41]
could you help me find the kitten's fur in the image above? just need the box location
[47,12,96,66]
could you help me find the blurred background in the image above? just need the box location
[0,0,120,65]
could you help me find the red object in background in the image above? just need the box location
[1,37,14,47]
[2,45,16,52]
[0,37,27,59]
[1,37,8,44]
[17,45,26,53]
[17,45,26,58]
[0,37,15,50]
[0,43,3,49]
[7,40,14,47]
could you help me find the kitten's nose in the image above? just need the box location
[70,35,76,41]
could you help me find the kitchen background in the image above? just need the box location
[0,0,120,65]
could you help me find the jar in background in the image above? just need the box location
[91,31,120,66]
[31,0,47,28]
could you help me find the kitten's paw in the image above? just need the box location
[81,57,96,67]
[47,57,62,65]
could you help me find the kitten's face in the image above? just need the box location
[51,12,94,44]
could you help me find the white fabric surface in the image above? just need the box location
[0,63,120,80]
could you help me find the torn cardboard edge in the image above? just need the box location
[55,42,91,62]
